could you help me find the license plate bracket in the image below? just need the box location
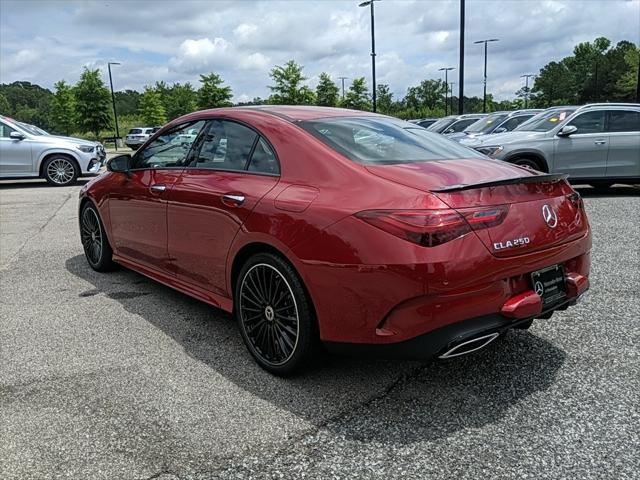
[531,264,567,308]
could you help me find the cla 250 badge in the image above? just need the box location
[493,237,530,251]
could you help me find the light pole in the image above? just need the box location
[449,82,455,115]
[338,76,348,101]
[439,67,455,116]
[473,38,499,113]
[458,0,465,114]
[359,0,378,112]
[521,74,535,108]
[107,62,121,150]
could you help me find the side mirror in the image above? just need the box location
[9,131,25,140]
[493,127,507,134]
[558,125,578,137]
[107,154,132,174]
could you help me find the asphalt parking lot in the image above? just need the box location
[1,179,639,480]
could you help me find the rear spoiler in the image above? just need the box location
[431,173,569,192]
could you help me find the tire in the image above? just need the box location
[43,155,79,186]
[512,157,544,172]
[80,202,116,272]
[590,182,613,189]
[235,252,318,376]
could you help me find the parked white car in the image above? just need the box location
[125,126,160,150]
[0,116,106,186]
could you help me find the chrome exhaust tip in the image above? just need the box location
[438,332,501,359]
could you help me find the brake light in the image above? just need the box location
[355,205,508,247]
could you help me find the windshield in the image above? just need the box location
[18,122,48,135]
[514,108,577,132]
[129,128,143,134]
[464,114,508,133]
[300,117,484,164]
[426,116,456,133]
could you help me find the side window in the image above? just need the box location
[608,110,640,133]
[132,120,205,169]
[567,111,605,134]
[0,121,17,138]
[248,137,280,174]
[501,115,531,131]
[192,120,257,171]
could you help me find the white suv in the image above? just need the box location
[0,116,106,186]
[125,127,160,150]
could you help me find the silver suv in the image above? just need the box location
[125,127,160,150]
[0,116,106,186]
[461,103,640,187]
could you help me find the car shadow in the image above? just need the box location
[65,254,566,444]
[0,178,91,190]
[574,184,640,198]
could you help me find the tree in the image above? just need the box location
[198,73,233,109]
[268,60,315,105]
[114,90,141,116]
[531,61,573,106]
[0,81,53,129]
[138,87,167,126]
[342,77,370,111]
[74,68,112,139]
[315,73,339,107]
[0,93,10,115]
[376,84,394,114]
[405,79,446,112]
[165,82,198,120]
[50,80,76,135]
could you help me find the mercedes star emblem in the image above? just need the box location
[542,204,558,228]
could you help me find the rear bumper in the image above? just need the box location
[324,294,584,361]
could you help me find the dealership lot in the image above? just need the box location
[1,180,638,479]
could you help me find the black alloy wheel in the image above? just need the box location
[80,203,116,272]
[236,253,317,375]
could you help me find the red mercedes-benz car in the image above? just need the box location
[79,106,590,375]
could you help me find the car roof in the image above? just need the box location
[237,105,383,121]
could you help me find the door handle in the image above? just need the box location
[594,140,607,145]
[222,193,245,207]
[150,183,167,192]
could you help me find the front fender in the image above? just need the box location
[37,147,85,173]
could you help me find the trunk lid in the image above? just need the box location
[365,158,588,257]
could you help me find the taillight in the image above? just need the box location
[355,205,508,247]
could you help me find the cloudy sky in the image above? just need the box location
[1,0,639,102]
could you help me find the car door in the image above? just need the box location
[553,110,608,178]
[605,109,640,178]
[108,120,206,273]
[167,119,280,297]
[0,121,33,175]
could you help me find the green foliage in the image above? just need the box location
[139,87,167,126]
[165,82,198,120]
[268,60,315,105]
[405,79,447,112]
[50,80,76,135]
[315,73,339,107]
[343,77,370,111]
[532,37,639,106]
[0,93,10,115]
[198,73,233,109]
[0,81,53,129]
[375,84,394,114]
[74,68,112,139]
[114,90,141,116]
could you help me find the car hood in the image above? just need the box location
[365,158,534,192]
[42,135,98,146]
[460,130,547,148]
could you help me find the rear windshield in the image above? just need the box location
[465,114,507,133]
[128,128,143,134]
[300,117,484,164]
[515,108,577,132]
